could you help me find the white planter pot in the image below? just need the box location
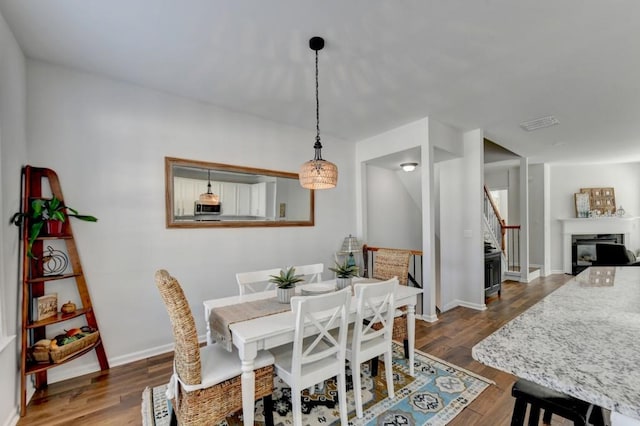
[336,277,352,290]
[277,286,295,304]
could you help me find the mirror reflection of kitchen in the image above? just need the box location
[170,160,312,223]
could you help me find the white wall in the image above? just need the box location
[484,168,509,190]
[25,60,356,382]
[355,118,437,319]
[549,162,640,272]
[0,8,27,425]
[365,165,422,250]
[438,129,485,311]
[528,164,545,266]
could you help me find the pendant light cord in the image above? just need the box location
[315,49,320,146]
[313,48,323,161]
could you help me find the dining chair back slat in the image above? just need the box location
[270,287,351,426]
[293,263,324,283]
[350,278,398,418]
[236,267,282,295]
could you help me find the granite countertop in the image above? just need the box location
[472,266,640,420]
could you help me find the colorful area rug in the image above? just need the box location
[142,342,493,426]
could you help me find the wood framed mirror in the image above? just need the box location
[165,157,314,228]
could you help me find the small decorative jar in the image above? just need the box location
[61,301,76,314]
[616,206,626,217]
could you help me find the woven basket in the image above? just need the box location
[29,348,50,363]
[50,331,100,364]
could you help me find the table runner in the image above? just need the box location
[209,297,291,351]
[209,278,380,351]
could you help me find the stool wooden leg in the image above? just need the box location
[542,409,553,424]
[263,395,274,426]
[528,404,541,426]
[371,357,379,377]
[511,398,527,426]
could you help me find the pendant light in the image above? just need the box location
[198,169,220,205]
[299,36,338,189]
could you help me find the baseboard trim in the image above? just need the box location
[456,300,487,311]
[47,334,206,384]
[441,299,487,312]
[420,313,438,322]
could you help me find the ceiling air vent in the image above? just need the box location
[519,115,559,131]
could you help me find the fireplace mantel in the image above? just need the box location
[560,217,640,274]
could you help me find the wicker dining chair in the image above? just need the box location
[155,269,275,425]
[370,248,411,359]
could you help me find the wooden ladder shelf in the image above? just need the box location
[18,165,109,416]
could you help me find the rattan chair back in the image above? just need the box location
[155,269,201,385]
[372,248,411,285]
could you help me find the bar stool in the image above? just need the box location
[511,379,605,426]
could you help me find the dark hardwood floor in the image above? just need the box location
[19,274,574,425]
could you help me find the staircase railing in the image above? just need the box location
[503,225,521,272]
[483,186,506,250]
[483,186,521,272]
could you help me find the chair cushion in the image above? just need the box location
[180,343,274,392]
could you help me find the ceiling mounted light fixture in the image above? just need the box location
[198,169,220,205]
[400,162,418,172]
[299,36,338,190]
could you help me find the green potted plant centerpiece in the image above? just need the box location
[13,195,98,258]
[269,267,304,304]
[329,260,359,290]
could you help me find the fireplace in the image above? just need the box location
[571,234,623,275]
[560,217,638,274]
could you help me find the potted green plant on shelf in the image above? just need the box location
[12,195,98,258]
[269,267,304,304]
[329,260,359,290]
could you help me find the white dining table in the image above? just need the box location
[203,277,422,426]
[472,266,640,425]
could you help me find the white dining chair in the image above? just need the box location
[269,288,351,426]
[235,267,282,295]
[346,278,398,418]
[292,263,324,283]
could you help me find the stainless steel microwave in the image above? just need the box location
[194,202,221,215]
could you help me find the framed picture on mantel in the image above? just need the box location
[580,187,616,216]
[574,192,590,218]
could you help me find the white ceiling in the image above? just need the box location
[2,0,640,165]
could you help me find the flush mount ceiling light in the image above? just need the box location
[299,36,338,190]
[519,115,559,131]
[400,162,418,172]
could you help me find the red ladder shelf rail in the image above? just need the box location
[18,165,109,416]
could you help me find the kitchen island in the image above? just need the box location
[472,266,640,422]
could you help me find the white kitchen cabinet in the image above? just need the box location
[220,182,238,215]
[236,183,252,216]
[251,182,267,217]
[174,177,210,216]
